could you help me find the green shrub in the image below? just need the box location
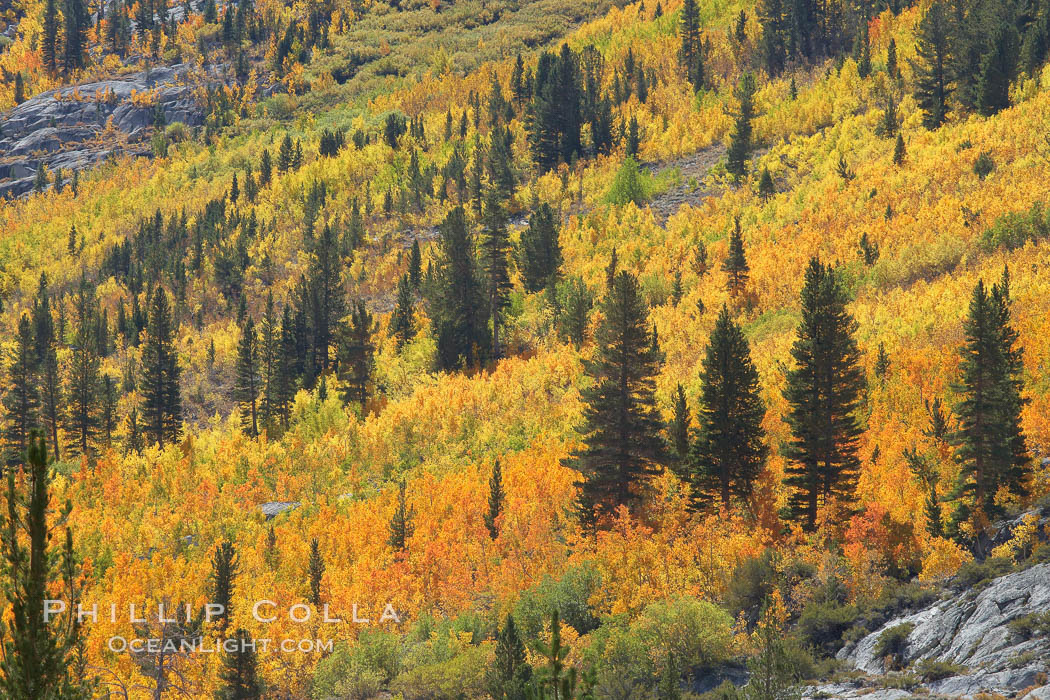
[389,644,490,700]
[874,623,914,669]
[980,202,1050,251]
[973,151,995,179]
[698,679,742,700]
[1008,611,1050,640]
[311,640,391,700]
[514,562,601,639]
[606,156,650,206]
[952,557,1014,590]
[914,658,965,681]
[797,600,858,656]
[633,596,736,672]
[725,550,776,625]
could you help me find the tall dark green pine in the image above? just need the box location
[689,305,767,512]
[486,614,531,700]
[234,316,260,438]
[484,459,504,540]
[428,207,490,370]
[977,22,1019,117]
[2,317,40,467]
[565,271,666,521]
[337,301,376,411]
[64,277,100,458]
[99,374,117,449]
[680,0,702,88]
[408,239,423,289]
[33,274,63,460]
[307,538,325,607]
[42,0,60,74]
[951,273,1029,522]
[62,0,88,74]
[668,383,691,473]
[209,540,238,631]
[388,480,415,553]
[722,218,749,297]
[913,2,950,129]
[216,629,262,700]
[390,274,415,350]
[140,287,182,447]
[519,203,562,293]
[482,190,512,358]
[0,435,87,699]
[782,259,865,531]
[726,73,757,180]
[758,0,787,77]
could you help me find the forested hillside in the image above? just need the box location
[3,0,1050,696]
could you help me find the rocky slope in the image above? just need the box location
[802,562,1050,699]
[0,63,222,198]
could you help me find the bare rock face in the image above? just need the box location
[822,563,1050,699]
[0,63,215,198]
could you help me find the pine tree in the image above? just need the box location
[390,274,415,350]
[757,168,774,199]
[42,0,60,74]
[409,239,423,289]
[99,374,117,449]
[234,316,260,437]
[527,610,577,699]
[65,277,100,457]
[387,480,415,553]
[428,207,491,370]
[216,629,262,700]
[307,538,324,607]
[519,203,562,293]
[277,134,294,172]
[336,301,376,411]
[140,287,182,447]
[887,37,898,81]
[854,23,872,79]
[124,407,143,455]
[482,190,512,358]
[782,259,865,531]
[690,305,767,511]
[484,459,504,539]
[259,293,279,432]
[306,221,346,379]
[62,0,89,74]
[0,435,87,699]
[757,0,787,77]
[13,72,25,105]
[668,383,691,471]
[893,132,906,165]
[209,540,238,631]
[726,73,757,180]
[2,317,39,467]
[558,277,593,349]
[487,614,531,700]
[32,274,62,460]
[565,271,665,520]
[913,1,950,130]
[874,342,890,381]
[977,21,1019,117]
[951,274,1029,522]
[723,218,750,297]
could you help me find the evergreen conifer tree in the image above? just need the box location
[388,480,415,553]
[690,305,767,511]
[140,287,182,447]
[216,629,262,700]
[484,459,504,540]
[336,301,376,410]
[951,273,1030,522]
[487,614,531,700]
[726,73,757,179]
[2,317,40,467]
[307,538,325,607]
[209,540,238,631]
[782,259,865,531]
[722,218,750,297]
[519,203,562,293]
[428,207,490,370]
[913,2,950,129]
[390,274,415,350]
[482,190,512,358]
[234,316,260,437]
[33,274,62,460]
[564,271,665,520]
